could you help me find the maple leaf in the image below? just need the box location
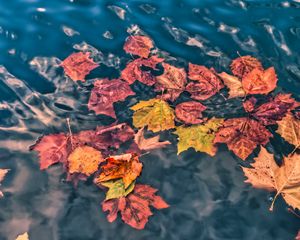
[276,113,300,149]
[218,72,245,98]
[61,52,99,81]
[186,64,223,101]
[134,127,171,151]
[155,63,187,101]
[243,94,300,125]
[242,67,277,95]
[174,118,224,155]
[131,98,175,133]
[102,184,169,229]
[15,232,29,240]
[100,179,135,200]
[214,118,272,160]
[242,147,300,211]
[68,146,103,176]
[175,101,207,124]
[88,78,135,118]
[121,56,164,85]
[95,153,142,188]
[0,169,9,197]
[123,35,153,58]
[230,55,263,79]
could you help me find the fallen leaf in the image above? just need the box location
[218,72,246,98]
[134,127,171,151]
[68,146,103,176]
[100,179,135,200]
[242,67,277,95]
[88,78,135,118]
[276,113,300,149]
[121,56,163,85]
[15,232,29,240]
[123,36,153,58]
[95,153,142,188]
[61,52,99,81]
[0,169,9,197]
[230,55,263,79]
[174,118,224,155]
[243,147,300,211]
[155,63,187,101]
[214,118,272,160]
[102,184,168,229]
[186,64,223,100]
[295,230,300,240]
[175,101,207,124]
[131,98,175,133]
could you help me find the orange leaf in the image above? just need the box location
[123,36,153,58]
[230,55,263,79]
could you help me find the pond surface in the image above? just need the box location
[0,0,300,239]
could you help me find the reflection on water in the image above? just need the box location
[0,0,300,239]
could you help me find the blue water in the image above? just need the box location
[0,0,300,239]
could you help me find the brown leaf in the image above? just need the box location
[230,55,263,79]
[218,72,245,99]
[88,78,135,118]
[175,101,207,124]
[123,36,153,58]
[61,52,99,81]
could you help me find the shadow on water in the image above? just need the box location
[0,0,300,239]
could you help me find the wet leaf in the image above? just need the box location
[230,55,263,79]
[0,169,9,197]
[123,36,153,58]
[175,101,207,124]
[95,153,142,188]
[276,113,300,148]
[131,99,175,133]
[155,63,187,101]
[61,52,99,81]
[68,146,103,176]
[242,67,277,95]
[15,232,29,240]
[295,230,300,240]
[218,72,245,98]
[214,118,272,160]
[88,78,135,118]
[186,64,223,100]
[100,179,135,200]
[121,56,163,85]
[243,147,300,211]
[102,184,169,229]
[174,118,224,155]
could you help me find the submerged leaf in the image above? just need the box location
[175,101,207,124]
[218,72,245,98]
[123,36,153,58]
[61,52,99,81]
[131,99,175,132]
[230,55,263,79]
[88,78,135,118]
[174,118,224,155]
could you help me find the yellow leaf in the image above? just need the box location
[68,146,103,176]
[101,179,135,200]
[218,72,245,98]
[174,118,224,155]
[16,232,29,240]
[131,99,175,132]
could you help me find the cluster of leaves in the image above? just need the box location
[30,35,300,231]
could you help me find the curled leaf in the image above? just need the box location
[230,55,263,79]
[131,98,175,133]
[61,52,99,81]
[218,72,245,99]
[175,101,207,124]
[123,36,153,58]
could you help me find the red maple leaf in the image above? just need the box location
[175,101,207,124]
[123,36,154,58]
[230,55,263,79]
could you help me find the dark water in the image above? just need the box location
[0,0,300,239]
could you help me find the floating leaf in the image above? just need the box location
[243,147,300,211]
[15,232,29,240]
[68,146,103,176]
[102,184,169,229]
[121,56,163,85]
[174,118,224,155]
[242,67,277,95]
[61,52,99,81]
[100,179,135,200]
[134,127,171,151]
[155,63,187,101]
[0,169,9,197]
[123,36,153,58]
[276,113,300,148]
[88,78,135,118]
[131,99,175,133]
[214,118,272,160]
[218,72,245,98]
[230,55,263,79]
[175,101,207,124]
[95,153,142,188]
